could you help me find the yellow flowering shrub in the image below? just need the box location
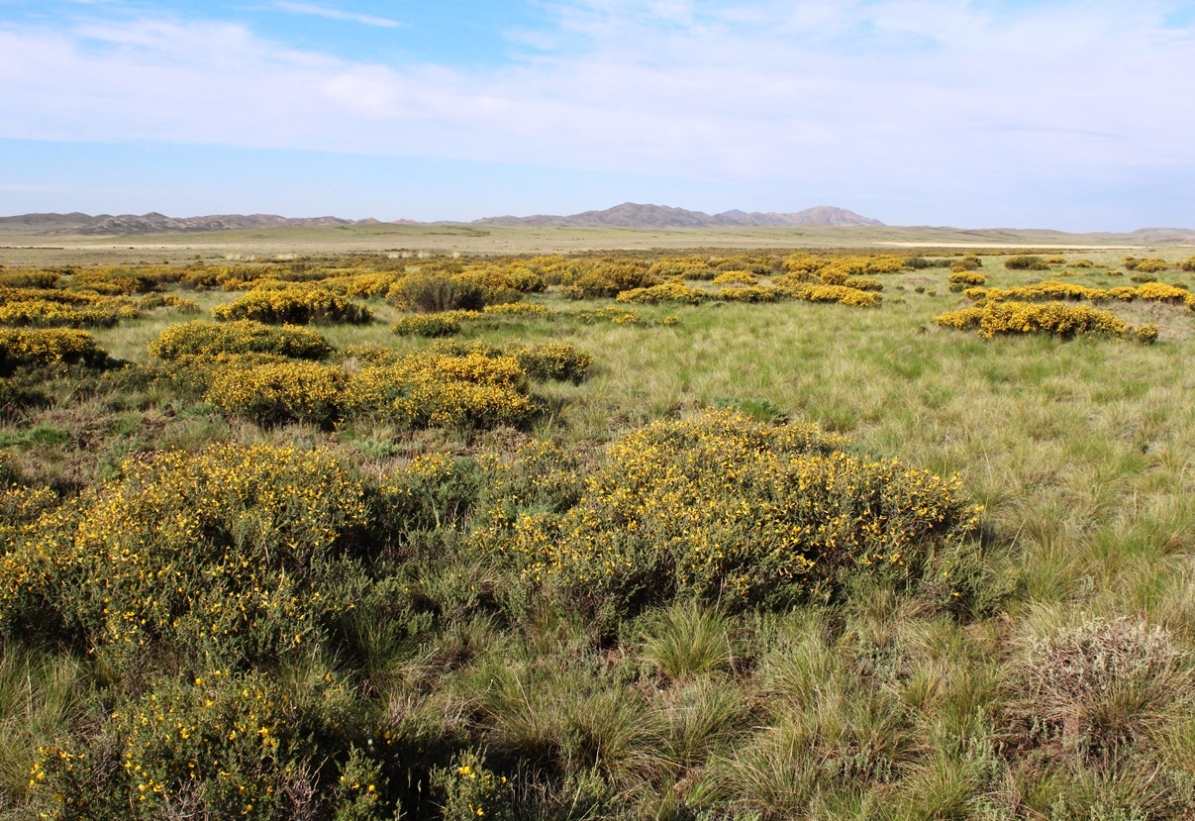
[149,320,332,360]
[1181,256,1195,272]
[936,301,1129,339]
[1134,282,1194,307]
[948,272,987,291]
[342,352,537,430]
[1131,258,1171,273]
[780,283,882,308]
[212,286,372,325]
[0,443,369,664]
[0,299,128,328]
[843,276,884,292]
[30,669,377,821]
[482,302,551,316]
[649,256,718,280]
[207,361,346,427]
[615,280,711,305]
[0,270,60,288]
[0,329,108,375]
[474,410,977,611]
[712,270,758,286]
[323,272,401,298]
[0,286,110,307]
[969,281,1108,304]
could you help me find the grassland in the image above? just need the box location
[3,246,1195,819]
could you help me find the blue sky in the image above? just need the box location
[2,0,1194,230]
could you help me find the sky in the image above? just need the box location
[1,0,1194,230]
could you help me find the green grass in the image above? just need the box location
[4,248,1195,819]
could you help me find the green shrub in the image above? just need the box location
[514,344,592,383]
[389,274,486,313]
[390,313,463,337]
[150,320,332,360]
[1004,255,1047,271]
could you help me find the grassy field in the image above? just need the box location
[3,247,1195,819]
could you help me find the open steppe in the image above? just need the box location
[3,236,1195,820]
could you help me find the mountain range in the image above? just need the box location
[0,204,881,236]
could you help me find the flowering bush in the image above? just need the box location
[342,352,537,430]
[948,272,987,291]
[615,280,711,305]
[779,283,882,308]
[0,329,108,375]
[150,320,332,360]
[213,286,372,325]
[936,301,1129,339]
[0,299,127,328]
[712,270,758,286]
[474,410,978,612]
[207,361,346,427]
[0,271,60,288]
[0,443,369,664]
[514,344,592,383]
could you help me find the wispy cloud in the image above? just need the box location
[272,1,401,29]
[0,1,1193,225]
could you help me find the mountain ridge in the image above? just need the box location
[0,203,883,236]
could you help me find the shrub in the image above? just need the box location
[29,669,381,821]
[0,329,108,375]
[482,302,551,317]
[212,286,372,325]
[843,276,883,292]
[138,293,201,313]
[712,271,757,286]
[342,352,538,430]
[390,313,462,337]
[1181,256,1195,272]
[935,301,1129,339]
[1004,617,1190,759]
[562,263,658,299]
[1132,258,1170,274]
[615,280,710,305]
[0,300,126,328]
[0,443,369,665]
[1133,282,1193,307]
[474,410,978,612]
[947,272,987,292]
[950,255,982,272]
[149,320,332,360]
[207,361,346,427]
[718,285,785,303]
[514,344,592,383]
[1129,272,1157,284]
[0,271,60,288]
[389,274,486,313]
[1004,255,1047,270]
[1072,259,1094,268]
[779,283,881,308]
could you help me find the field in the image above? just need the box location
[3,240,1195,820]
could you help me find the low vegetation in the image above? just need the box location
[2,247,1195,819]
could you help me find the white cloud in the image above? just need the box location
[0,1,1193,224]
[272,2,401,29]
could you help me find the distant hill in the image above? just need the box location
[0,212,355,236]
[472,203,884,229]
